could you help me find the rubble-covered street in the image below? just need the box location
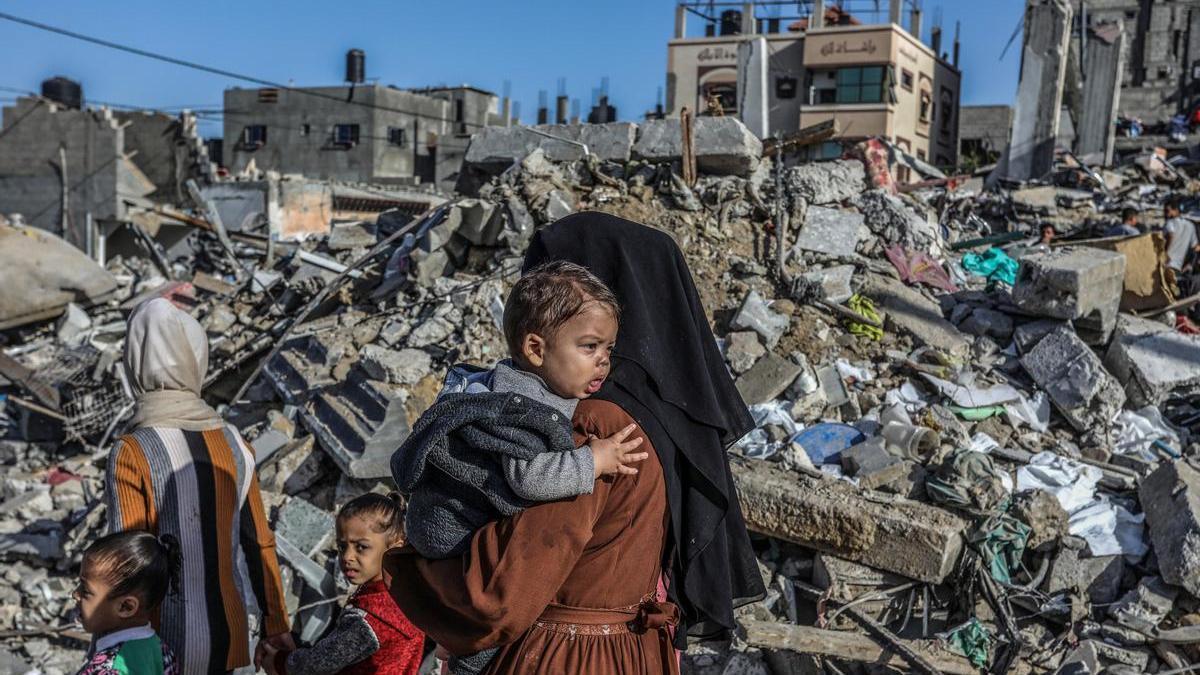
[5,107,1200,673]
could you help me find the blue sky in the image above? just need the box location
[0,1,1026,138]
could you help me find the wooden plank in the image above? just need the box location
[763,119,840,157]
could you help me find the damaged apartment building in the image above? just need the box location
[667,0,961,175]
[223,49,506,193]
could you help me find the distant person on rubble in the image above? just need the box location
[105,298,293,674]
[390,261,649,674]
[387,212,765,675]
[1105,208,1142,237]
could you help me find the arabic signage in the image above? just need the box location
[819,38,878,57]
[697,46,737,63]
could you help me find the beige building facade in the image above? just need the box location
[666,2,961,171]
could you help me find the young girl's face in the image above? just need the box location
[73,559,139,635]
[336,515,400,585]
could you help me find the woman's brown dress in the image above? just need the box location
[384,398,679,674]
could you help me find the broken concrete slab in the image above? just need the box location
[740,620,976,675]
[862,274,971,356]
[958,307,1014,343]
[1003,0,1073,181]
[725,331,765,375]
[1141,460,1200,598]
[1045,542,1124,604]
[731,290,789,349]
[358,345,432,387]
[633,117,763,176]
[1020,324,1125,432]
[840,437,908,490]
[1011,246,1125,343]
[785,160,866,205]
[1109,576,1177,630]
[799,265,854,304]
[731,457,968,583]
[793,207,864,259]
[465,122,637,166]
[276,498,335,559]
[736,352,801,406]
[1010,185,1059,214]
[1103,314,1200,408]
[453,199,503,246]
[0,225,119,330]
[327,222,376,251]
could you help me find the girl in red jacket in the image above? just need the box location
[264,494,425,675]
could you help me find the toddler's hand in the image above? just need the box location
[591,423,648,477]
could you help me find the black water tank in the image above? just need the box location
[42,77,82,109]
[720,9,742,35]
[345,49,365,84]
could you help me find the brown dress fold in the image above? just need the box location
[384,398,677,675]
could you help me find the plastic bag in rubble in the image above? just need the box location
[1017,452,1147,558]
[961,247,1019,286]
[1113,406,1184,461]
[943,618,992,668]
[1004,390,1050,433]
[733,401,803,460]
[927,447,1011,511]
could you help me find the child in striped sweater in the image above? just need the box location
[73,531,181,675]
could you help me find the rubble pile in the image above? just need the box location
[4,116,1200,673]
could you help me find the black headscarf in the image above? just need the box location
[522,211,765,643]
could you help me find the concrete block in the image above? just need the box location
[731,290,789,348]
[1004,0,1073,181]
[958,307,1014,342]
[731,457,969,583]
[1012,318,1068,355]
[736,352,801,406]
[725,331,765,375]
[840,437,907,490]
[276,498,335,559]
[793,207,864,258]
[1103,314,1200,407]
[453,199,503,246]
[1011,246,1125,343]
[633,117,762,176]
[799,265,854,303]
[1045,543,1123,604]
[1109,576,1177,629]
[786,160,866,205]
[358,345,432,386]
[1020,324,1124,432]
[326,222,376,251]
[863,274,971,356]
[464,122,636,165]
[1141,460,1200,597]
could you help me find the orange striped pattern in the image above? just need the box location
[204,428,250,670]
[109,436,157,531]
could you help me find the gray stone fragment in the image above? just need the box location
[1109,576,1177,629]
[542,189,576,223]
[1011,246,1125,343]
[327,222,376,251]
[855,189,934,248]
[1141,460,1200,597]
[55,303,91,345]
[465,122,637,165]
[411,248,452,286]
[958,307,1015,342]
[1103,314,1200,407]
[453,199,503,246]
[862,274,971,356]
[725,331,765,375]
[731,290,789,348]
[1020,324,1125,432]
[785,160,866,205]
[252,429,292,463]
[1012,318,1068,354]
[1045,543,1124,604]
[634,117,762,176]
[358,345,432,386]
[407,317,455,348]
[799,265,855,303]
[276,498,335,559]
[736,352,802,406]
[840,437,907,490]
[793,206,864,258]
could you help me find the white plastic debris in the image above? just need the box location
[733,401,803,460]
[835,358,875,383]
[1004,390,1051,433]
[1113,406,1183,460]
[922,373,1022,408]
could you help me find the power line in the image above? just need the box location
[0,10,490,131]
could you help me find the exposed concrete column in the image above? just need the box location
[889,0,903,26]
[742,2,756,34]
[737,36,770,138]
[811,0,825,30]
[910,6,922,41]
[1003,0,1073,181]
[1076,21,1125,164]
[674,3,687,39]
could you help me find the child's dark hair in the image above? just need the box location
[337,492,406,542]
[503,261,621,358]
[83,530,180,610]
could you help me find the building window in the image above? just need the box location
[333,124,360,148]
[901,69,914,92]
[919,90,933,123]
[775,75,798,99]
[388,126,407,147]
[836,66,884,104]
[300,124,310,137]
[940,87,955,132]
[241,125,267,148]
[917,149,927,161]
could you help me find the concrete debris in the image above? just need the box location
[5,106,1200,674]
